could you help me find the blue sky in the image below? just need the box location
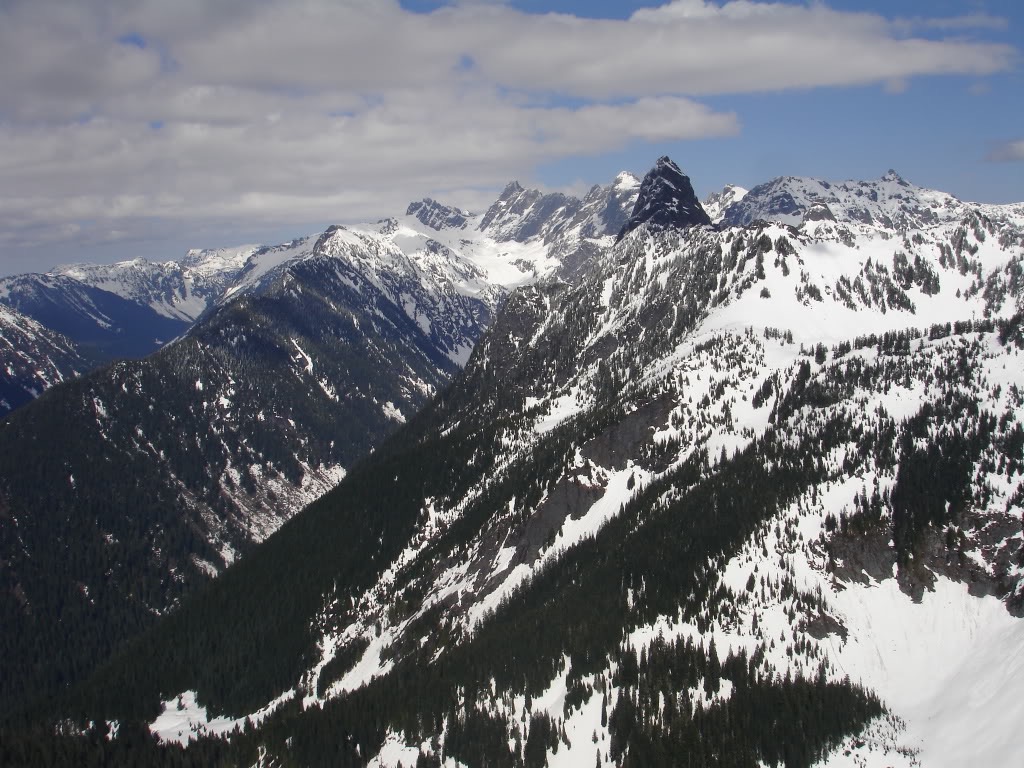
[404,0,1024,202]
[0,0,1020,275]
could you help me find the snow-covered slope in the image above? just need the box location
[0,304,88,415]
[11,161,1023,768]
[89,160,1024,768]
[0,248,265,411]
[54,245,258,323]
[478,181,583,244]
[575,171,642,238]
[0,170,644,717]
[0,247,259,404]
[0,170,637,395]
[392,173,639,290]
[721,170,982,232]
[702,183,748,224]
[334,168,1024,767]
[0,211,517,709]
[0,271,192,366]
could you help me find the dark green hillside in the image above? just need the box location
[41,316,1024,766]
[13,385,892,766]
[0,249,490,718]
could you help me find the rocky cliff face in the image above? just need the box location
[406,199,469,231]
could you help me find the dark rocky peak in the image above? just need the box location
[500,180,524,198]
[581,183,604,205]
[617,156,711,241]
[406,198,468,231]
[0,272,191,363]
[802,201,837,223]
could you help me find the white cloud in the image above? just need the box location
[987,139,1024,163]
[103,1,1017,102]
[0,87,737,268]
[0,0,1016,272]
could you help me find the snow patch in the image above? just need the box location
[382,401,406,423]
[149,690,293,745]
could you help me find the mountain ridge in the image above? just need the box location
[2,159,1023,768]
[19,158,1020,768]
[0,167,642,719]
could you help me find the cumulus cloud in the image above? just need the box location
[0,0,1016,271]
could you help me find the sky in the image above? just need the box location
[0,0,1021,276]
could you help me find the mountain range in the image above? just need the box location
[0,167,638,718]
[1,157,1023,768]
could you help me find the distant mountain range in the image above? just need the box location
[0,168,639,717]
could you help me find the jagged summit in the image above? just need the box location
[573,172,641,239]
[617,156,711,241]
[405,198,468,231]
[501,180,524,196]
[477,172,643,247]
[478,181,579,243]
[882,168,907,184]
[613,170,641,191]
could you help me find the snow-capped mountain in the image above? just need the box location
[470,172,638,248]
[0,171,641,720]
[721,169,977,232]
[394,173,639,290]
[0,247,259,409]
[0,304,88,415]
[406,198,469,231]
[0,220,506,716]
[0,172,639,421]
[576,171,643,238]
[6,159,1023,768]
[0,271,193,365]
[702,182,748,224]
[478,181,582,243]
[53,244,259,323]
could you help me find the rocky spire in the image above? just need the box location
[617,156,711,241]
